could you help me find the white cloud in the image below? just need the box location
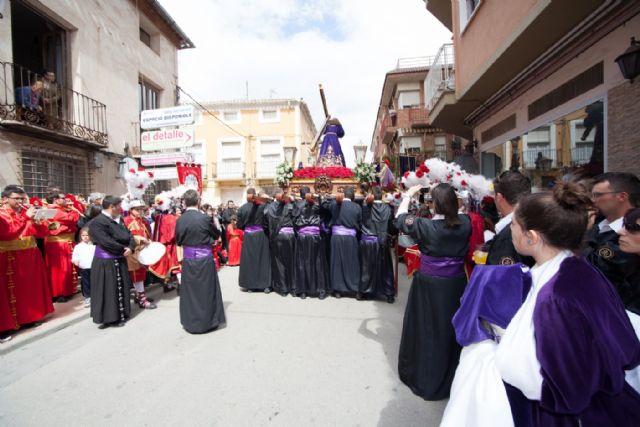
[159,0,452,165]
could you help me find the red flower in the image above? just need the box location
[136,184,144,189]
[138,167,145,172]
[424,167,430,173]
[456,172,461,176]
[148,172,154,178]
[461,180,468,187]
[128,169,135,174]
[403,171,410,178]
[419,164,427,172]
[416,170,424,178]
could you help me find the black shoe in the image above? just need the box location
[300,293,307,300]
[112,321,126,327]
[263,288,272,294]
[333,292,341,299]
[163,283,176,293]
[279,292,288,297]
[386,296,395,304]
[240,287,250,293]
[318,293,327,300]
[355,292,363,301]
[0,332,13,343]
[98,323,111,330]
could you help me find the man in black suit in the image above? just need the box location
[486,171,534,267]
[175,189,225,334]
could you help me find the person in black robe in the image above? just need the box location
[265,189,295,296]
[88,196,135,328]
[486,170,534,267]
[175,189,226,334]
[322,186,362,298]
[396,183,471,401]
[359,187,397,303]
[292,186,330,299]
[237,188,271,292]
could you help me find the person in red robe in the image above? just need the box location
[44,191,81,302]
[226,216,243,266]
[0,185,54,342]
[124,199,156,309]
[149,207,179,291]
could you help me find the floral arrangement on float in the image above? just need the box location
[353,162,377,185]
[293,166,354,179]
[275,161,295,187]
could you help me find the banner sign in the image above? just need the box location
[141,128,194,151]
[141,152,192,166]
[176,162,202,193]
[140,105,195,129]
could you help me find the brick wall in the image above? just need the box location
[608,81,640,173]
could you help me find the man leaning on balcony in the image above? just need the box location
[15,77,44,121]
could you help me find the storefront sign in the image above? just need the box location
[141,128,195,151]
[140,105,195,129]
[140,152,192,167]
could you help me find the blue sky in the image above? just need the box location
[158,0,452,164]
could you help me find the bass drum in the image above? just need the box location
[136,242,167,266]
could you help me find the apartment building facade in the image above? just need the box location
[194,99,317,204]
[371,56,473,175]
[0,0,192,196]
[423,0,640,186]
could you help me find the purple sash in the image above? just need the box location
[95,246,122,259]
[183,245,213,259]
[298,226,320,236]
[279,226,294,234]
[245,225,263,234]
[332,225,356,237]
[361,234,378,243]
[419,254,465,277]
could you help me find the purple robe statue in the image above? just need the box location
[318,123,345,167]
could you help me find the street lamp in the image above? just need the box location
[353,144,367,163]
[615,37,640,83]
[283,146,297,164]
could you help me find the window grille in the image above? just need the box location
[20,150,90,198]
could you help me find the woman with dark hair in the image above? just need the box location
[494,183,640,426]
[395,183,472,400]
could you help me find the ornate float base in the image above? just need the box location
[288,175,361,197]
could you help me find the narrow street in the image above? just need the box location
[0,266,446,426]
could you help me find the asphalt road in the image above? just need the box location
[0,264,446,426]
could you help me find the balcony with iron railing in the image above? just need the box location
[0,61,108,146]
[378,104,432,146]
[425,44,455,111]
[255,158,281,179]
[211,160,245,180]
[522,148,562,170]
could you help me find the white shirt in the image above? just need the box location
[72,242,96,269]
[494,212,513,234]
[495,250,572,400]
[598,217,623,234]
[431,214,445,220]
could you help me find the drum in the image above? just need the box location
[136,242,166,265]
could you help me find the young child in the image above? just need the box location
[71,227,96,307]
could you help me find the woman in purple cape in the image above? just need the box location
[493,183,640,426]
[317,117,345,167]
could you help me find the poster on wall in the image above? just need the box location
[176,162,202,193]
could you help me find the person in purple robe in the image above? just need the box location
[493,183,640,427]
[317,117,345,167]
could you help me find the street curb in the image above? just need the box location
[0,311,91,356]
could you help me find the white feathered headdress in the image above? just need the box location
[125,168,155,200]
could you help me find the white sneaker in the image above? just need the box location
[83,297,91,308]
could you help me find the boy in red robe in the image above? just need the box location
[44,191,80,302]
[124,199,156,309]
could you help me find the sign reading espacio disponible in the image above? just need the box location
[141,128,195,151]
[140,105,195,129]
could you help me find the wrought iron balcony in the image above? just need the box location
[569,145,593,166]
[0,61,108,146]
[425,43,455,111]
[211,160,245,180]
[522,148,562,170]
